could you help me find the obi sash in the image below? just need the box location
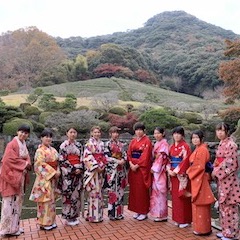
[48,161,58,170]
[131,151,142,159]
[170,156,182,168]
[214,157,225,167]
[67,154,80,165]
[205,161,213,173]
[93,153,107,164]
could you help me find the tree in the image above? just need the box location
[61,94,77,110]
[219,39,240,101]
[0,27,66,90]
[27,88,43,104]
[38,93,59,111]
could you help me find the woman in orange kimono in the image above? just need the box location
[187,130,215,236]
[212,123,240,240]
[0,124,31,237]
[127,122,153,221]
[168,126,192,228]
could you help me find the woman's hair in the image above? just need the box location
[215,122,230,135]
[17,124,31,133]
[109,126,120,135]
[90,126,101,133]
[40,129,53,138]
[154,127,165,137]
[133,122,145,131]
[191,130,204,142]
[172,126,185,137]
[66,127,78,133]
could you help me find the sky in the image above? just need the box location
[0,0,239,38]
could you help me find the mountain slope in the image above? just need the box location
[56,11,239,96]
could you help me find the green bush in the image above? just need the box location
[187,123,201,131]
[19,103,31,111]
[109,107,126,116]
[140,108,183,133]
[98,121,110,132]
[77,106,89,111]
[29,120,45,133]
[179,112,203,124]
[39,112,53,124]
[24,106,41,116]
[3,118,33,136]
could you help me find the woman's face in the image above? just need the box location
[92,128,101,140]
[67,128,77,141]
[17,130,29,142]
[173,133,183,143]
[216,128,227,140]
[135,129,144,138]
[191,134,201,146]
[41,135,52,146]
[111,132,119,140]
[154,129,164,141]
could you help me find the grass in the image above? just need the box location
[1,77,227,110]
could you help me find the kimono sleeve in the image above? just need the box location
[135,138,153,167]
[213,142,238,180]
[83,142,98,172]
[34,149,56,181]
[173,143,191,174]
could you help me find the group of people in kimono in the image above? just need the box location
[0,121,239,240]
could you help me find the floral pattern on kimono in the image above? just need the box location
[83,137,107,222]
[150,138,169,218]
[213,137,240,239]
[104,139,127,218]
[58,140,83,220]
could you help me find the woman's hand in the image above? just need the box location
[97,167,105,173]
[131,163,139,172]
[168,169,176,177]
[75,169,82,175]
[118,159,125,165]
[54,171,61,179]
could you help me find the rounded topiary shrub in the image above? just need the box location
[19,103,31,111]
[29,120,45,133]
[39,112,53,124]
[3,118,33,136]
[24,106,41,116]
[77,106,89,111]
[180,112,203,124]
[98,121,110,133]
[109,107,127,116]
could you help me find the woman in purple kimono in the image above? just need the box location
[213,122,240,240]
[150,127,169,222]
[58,127,83,226]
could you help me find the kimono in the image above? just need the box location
[187,143,215,234]
[83,137,107,222]
[0,137,31,236]
[169,139,192,224]
[150,138,169,219]
[213,137,240,239]
[127,135,153,215]
[58,140,83,221]
[104,139,127,219]
[29,144,59,226]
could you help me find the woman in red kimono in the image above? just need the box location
[187,130,215,236]
[168,126,192,228]
[0,124,31,237]
[212,123,240,240]
[127,122,152,221]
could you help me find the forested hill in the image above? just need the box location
[56,11,239,96]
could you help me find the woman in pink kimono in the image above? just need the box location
[212,123,240,240]
[83,126,107,223]
[150,127,169,222]
[0,124,31,237]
